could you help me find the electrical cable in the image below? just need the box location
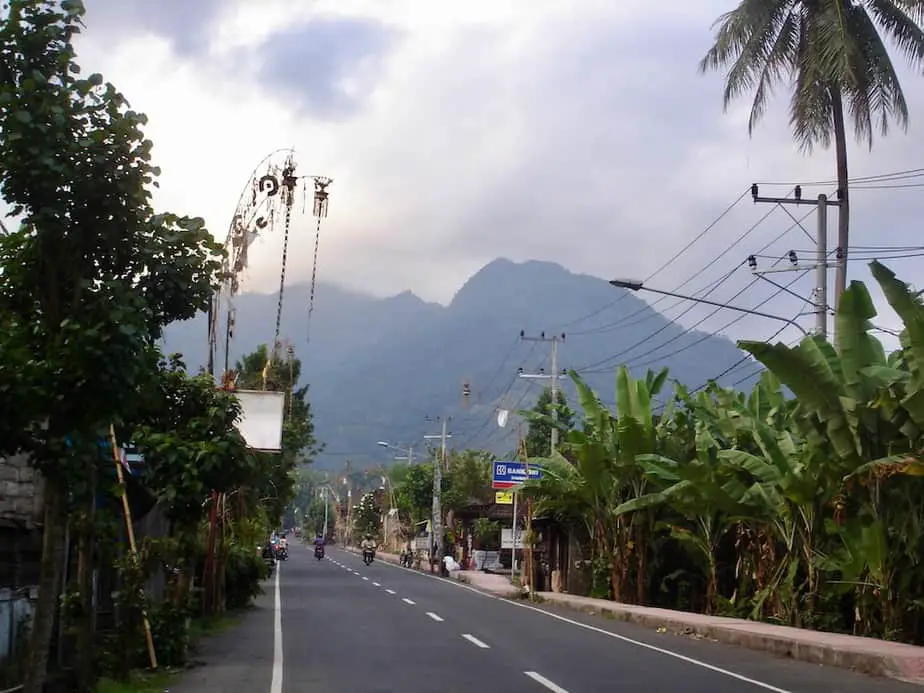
[755,165,924,187]
[554,188,750,330]
[617,269,810,373]
[572,206,814,372]
[571,199,816,341]
[454,342,539,449]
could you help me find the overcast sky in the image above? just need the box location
[66,0,924,350]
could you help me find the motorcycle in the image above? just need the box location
[261,545,276,576]
[314,545,325,560]
[399,549,415,568]
[276,545,288,561]
[362,548,375,566]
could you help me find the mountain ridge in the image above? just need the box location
[163,258,753,469]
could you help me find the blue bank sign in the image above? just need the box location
[492,461,542,490]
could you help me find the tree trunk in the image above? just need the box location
[705,552,718,615]
[830,88,850,317]
[635,524,647,605]
[23,480,67,693]
[74,466,97,692]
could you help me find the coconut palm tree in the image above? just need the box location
[699,0,924,311]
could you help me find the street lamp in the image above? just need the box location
[377,440,414,464]
[609,279,808,336]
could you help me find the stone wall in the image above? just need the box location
[0,453,43,529]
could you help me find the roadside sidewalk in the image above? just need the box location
[535,592,924,684]
[343,545,924,683]
[166,580,276,693]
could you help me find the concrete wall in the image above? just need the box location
[0,453,43,529]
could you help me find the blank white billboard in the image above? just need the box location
[235,390,286,452]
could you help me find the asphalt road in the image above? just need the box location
[176,544,923,693]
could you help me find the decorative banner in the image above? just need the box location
[234,390,286,452]
[495,491,514,505]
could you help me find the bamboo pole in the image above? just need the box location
[521,436,535,601]
[108,424,158,670]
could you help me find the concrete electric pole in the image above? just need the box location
[750,184,842,339]
[518,331,566,455]
[424,415,451,571]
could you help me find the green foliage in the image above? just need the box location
[442,449,494,510]
[522,387,575,458]
[0,4,229,691]
[522,261,924,644]
[472,517,501,550]
[394,462,434,526]
[0,0,223,479]
[222,543,266,610]
[130,353,256,530]
[353,491,381,537]
[699,0,924,151]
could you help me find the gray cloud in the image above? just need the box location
[83,0,226,55]
[253,18,398,120]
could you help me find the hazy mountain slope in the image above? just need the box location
[164,258,752,469]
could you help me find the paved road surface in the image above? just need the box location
[174,545,922,693]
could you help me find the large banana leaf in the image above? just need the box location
[738,337,862,463]
[870,261,924,428]
[615,365,656,459]
[835,279,887,402]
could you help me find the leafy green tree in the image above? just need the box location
[353,491,382,538]
[442,450,494,511]
[394,462,434,527]
[130,353,256,553]
[699,0,924,308]
[0,3,222,690]
[523,387,574,458]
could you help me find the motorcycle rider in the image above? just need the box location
[315,533,325,548]
[360,534,377,558]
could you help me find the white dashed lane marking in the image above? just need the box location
[524,672,569,693]
[385,589,396,595]
[426,612,444,622]
[461,634,489,649]
[402,598,416,605]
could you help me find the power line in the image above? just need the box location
[554,188,750,330]
[573,206,814,372]
[754,165,924,187]
[618,270,810,373]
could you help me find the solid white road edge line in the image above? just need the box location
[270,564,283,693]
[524,671,569,693]
[461,634,490,649]
[402,598,416,605]
[338,549,792,693]
[426,612,444,622]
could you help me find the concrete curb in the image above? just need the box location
[535,592,924,684]
[449,571,524,598]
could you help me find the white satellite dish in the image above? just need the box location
[497,409,509,428]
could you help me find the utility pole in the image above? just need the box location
[518,331,566,454]
[749,185,841,340]
[424,416,451,572]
